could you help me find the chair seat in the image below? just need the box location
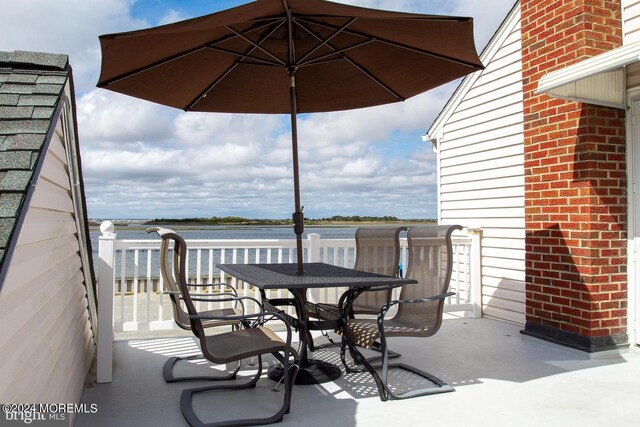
[345,318,434,349]
[203,327,287,364]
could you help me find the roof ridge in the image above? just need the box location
[0,50,69,72]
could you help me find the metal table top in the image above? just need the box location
[217,262,417,290]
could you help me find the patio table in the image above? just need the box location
[217,262,417,385]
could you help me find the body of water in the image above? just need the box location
[89,224,360,279]
[90,224,358,244]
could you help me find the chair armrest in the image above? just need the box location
[186,282,239,297]
[190,310,296,356]
[189,292,241,299]
[165,290,239,300]
[189,295,263,313]
[164,290,234,298]
[378,291,455,320]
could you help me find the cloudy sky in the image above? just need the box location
[1,0,515,220]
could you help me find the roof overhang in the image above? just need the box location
[536,41,640,109]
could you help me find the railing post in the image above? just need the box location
[97,221,116,383]
[306,233,321,303]
[307,233,320,262]
[467,228,483,319]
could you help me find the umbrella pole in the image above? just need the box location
[289,70,305,275]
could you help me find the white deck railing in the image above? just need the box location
[96,221,482,382]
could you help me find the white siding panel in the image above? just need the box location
[15,209,77,245]
[446,101,524,137]
[443,217,524,229]
[483,247,525,261]
[30,177,75,213]
[482,265,525,282]
[442,175,524,193]
[447,91,523,126]
[49,125,67,162]
[483,255,525,271]
[483,275,526,293]
[442,154,523,176]
[442,123,524,152]
[441,165,523,185]
[0,235,81,304]
[454,143,522,165]
[481,228,526,240]
[441,197,523,210]
[442,207,524,219]
[454,83,523,115]
[438,7,526,325]
[0,111,93,406]
[482,237,525,250]
[441,186,524,202]
[624,0,640,44]
[627,61,640,89]
[40,151,71,191]
[443,112,523,143]
[464,70,524,103]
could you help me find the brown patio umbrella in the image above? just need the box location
[97,0,483,274]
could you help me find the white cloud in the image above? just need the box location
[0,0,515,219]
[174,113,283,146]
[0,0,149,94]
[77,90,176,144]
[158,9,188,26]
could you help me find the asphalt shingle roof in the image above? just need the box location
[0,50,69,270]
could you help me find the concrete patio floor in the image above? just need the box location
[77,317,640,427]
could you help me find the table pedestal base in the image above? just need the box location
[267,359,341,385]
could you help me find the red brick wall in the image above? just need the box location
[521,0,627,350]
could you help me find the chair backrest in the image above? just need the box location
[396,224,461,334]
[351,226,406,314]
[147,227,201,333]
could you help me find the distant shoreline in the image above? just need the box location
[89,218,436,228]
[89,216,436,228]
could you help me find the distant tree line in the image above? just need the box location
[145,215,436,225]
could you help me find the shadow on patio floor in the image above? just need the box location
[77,318,639,427]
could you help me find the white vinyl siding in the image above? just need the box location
[434,4,526,325]
[625,1,640,89]
[624,0,640,44]
[0,114,94,406]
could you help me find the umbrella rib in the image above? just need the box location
[297,57,343,68]
[98,19,287,88]
[283,0,295,66]
[185,20,287,110]
[342,57,404,101]
[206,46,283,67]
[298,39,375,67]
[296,17,483,70]
[97,45,207,87]
[101,17,285,40]
[207,18,286,49]
[280,15,469,23]
[225,25,287,66]
[295,17,357,65]
[295,20,404,101]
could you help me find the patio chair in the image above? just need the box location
[340,224,461,401]
[147,227,245,383]
[155,229,300,427]
[305,226,406,356]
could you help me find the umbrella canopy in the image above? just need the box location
[97,0,484,273]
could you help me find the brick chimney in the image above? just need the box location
[520,0,628,351]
